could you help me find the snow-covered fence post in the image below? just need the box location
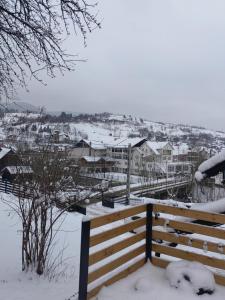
[78,218,91,300]
[145,203,153,262]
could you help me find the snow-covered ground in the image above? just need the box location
[97,262,225,300]
[0,193,128,300]
[2,191,225,300]
[0,193,82,300]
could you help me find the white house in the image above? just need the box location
[70,138,176,177]
[69,139,107,162]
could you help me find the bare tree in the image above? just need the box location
[0,0,100,98]
[3,147,82,276]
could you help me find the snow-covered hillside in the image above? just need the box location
[1,112,225,151]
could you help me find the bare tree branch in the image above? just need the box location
[0,0,100,98]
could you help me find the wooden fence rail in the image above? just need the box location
[0,179,33,199]
[78,203,225,300]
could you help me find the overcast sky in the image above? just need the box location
[17,0,225,131]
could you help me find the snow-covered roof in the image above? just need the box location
[146,141,172,155]
[192,146,209,153]
[172,143,190,156]
[80,138,147,149]
[2,166,33,175]
[110,138,146,148]
[82,139,107,150]
[0,147,12,159]
[82,156,102,162]
[81,156,116,163]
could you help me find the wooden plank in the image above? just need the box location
[152,256,225,286]
[87,258,145,299]
[89,231,146,266]
[153,217,225,240]
[151,256,169,269]
[152,230,225,255]
[214,274,225,286]
[90,204,146,229]
[152,243,225,271]
[154,204,225,225]
[90,217,146,247]
[88,244,145,283]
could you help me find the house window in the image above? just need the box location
[168,165,175,172]
[183,165,189,171]
[176,165,182,172]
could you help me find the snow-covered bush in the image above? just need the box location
[166,260,215,295]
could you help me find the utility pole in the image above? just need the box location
[89,141,92,156]
[126,143,131,204]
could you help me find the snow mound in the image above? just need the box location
[166,260,215,295]
[195,150,225,182]
[199,151,225,174]
[134,277,151,292]
[195,171,206,182]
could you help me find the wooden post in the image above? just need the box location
[126,143,131,205]
[145,203,153,262]
[78,219,90,300]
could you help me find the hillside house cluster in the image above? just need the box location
[69,138,203,177]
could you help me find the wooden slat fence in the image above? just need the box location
[78,203,225,300]
[0,180,33,199]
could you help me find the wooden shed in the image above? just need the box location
[1,166,33,182]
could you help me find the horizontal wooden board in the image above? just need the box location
[90,205,147,229]
[154,204,225,225]
[89,231,146,266]
[87,258,145,299]
[151,256,169,269]
[90,217,146,247]
[153,217,225,240]
[152,230,225,255]
[88,244,145,284]
[152,243,225,270]
[152,256,225,286]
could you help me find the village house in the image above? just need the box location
[1,166,33,182]
[0,147,19,171]
[71,138,177,177]
[108,139,174,176]
[108,138,147,174]
[172,143,190,162]
[79,156,116,173]
[50,130,70,144]
[188,146,209,164]
[167,162,192,175]
[69,139,107,162]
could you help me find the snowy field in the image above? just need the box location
[97,262,225,300]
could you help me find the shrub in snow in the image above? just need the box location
[166,260,215,295]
